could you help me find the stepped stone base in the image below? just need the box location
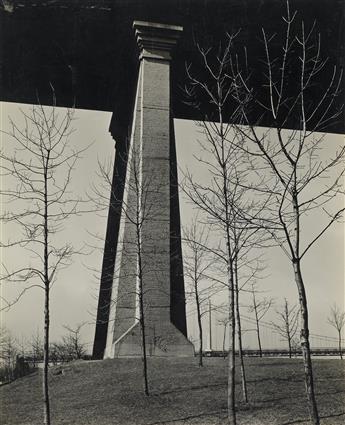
[110,321,194,357]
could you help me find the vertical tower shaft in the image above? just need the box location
[97,21,193,358]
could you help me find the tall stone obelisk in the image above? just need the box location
[103,21,194,357]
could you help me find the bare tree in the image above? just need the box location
[90,142,168,396]
[113,146,149,396]
[271,298,299,358]
[0,328,18,383]
[229,3,344,423]
[49,342,66,365]
[17,335,28,359]
[235,249,268,402]
[182,87,238,424]
[217,316,229,358]
[215,251,265,405]
[29,330,44,367]
[62,323,87,360]
[183,33,270,423]
[233,258,247,402]
[327,304,345,359]
[0,98,86,425]
[183,218,212,367]
[248,283,273,357]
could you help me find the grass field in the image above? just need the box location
[0,357,344,425]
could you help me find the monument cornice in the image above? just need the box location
[134,21,183,61]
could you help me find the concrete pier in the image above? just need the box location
[104,21,194,357]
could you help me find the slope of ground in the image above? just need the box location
[0,357,344,425]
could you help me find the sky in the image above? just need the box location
[1,102,344,353]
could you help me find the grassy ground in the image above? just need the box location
[0,357,344,425]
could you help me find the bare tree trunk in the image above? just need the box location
[338,330,343,360]
[287,323,293,358]
[251,288,263,357]
[227,254,236,425]
[286,303,292,358]
[291,191,319,425]
[195,281,203,366]
[256,326,262,357]
[137,229,149,396]
[43,286,51,425]
[43,166,51,425]
[288,336,292,359]
[208,298,212,352]
[139,288,149,396]
[253,297,263,357]
[294,260,319,425]
[234,264,248,403]
[223,322,227,359]
[139,307,149,396]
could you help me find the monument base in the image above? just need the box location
[109,321,194,357]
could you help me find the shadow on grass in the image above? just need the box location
[153,382,226,396]
[146,402,274,425]
[317,389,345,397]
[247,361,300,367]
[282,411,345,425]
[247,387,345,410]
[146,409,226,425]
[248,376,303,384]
[258,394,300,404]
[255,387,345,405]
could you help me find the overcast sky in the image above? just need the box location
[1,102,344,353]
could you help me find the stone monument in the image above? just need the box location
[102,21,193,357]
